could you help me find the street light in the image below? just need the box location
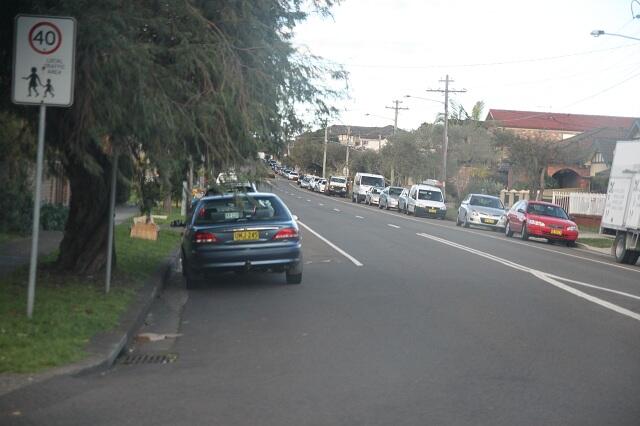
[403,94,444,105]
[590,30,640,41]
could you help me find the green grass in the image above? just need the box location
[577,237,613,249]
[0,232,22,245]
[0,223,181,373]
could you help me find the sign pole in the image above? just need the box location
[27,104,46,318]
[105,150,118,294]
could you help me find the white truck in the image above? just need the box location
[601,140,640,265]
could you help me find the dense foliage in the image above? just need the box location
[0,0,345,273]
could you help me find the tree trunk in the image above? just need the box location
[56,144,113,274]
[538,167,546,201]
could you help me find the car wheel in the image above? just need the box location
[455,213,462,226]
[520,224,529,241]
[546,239,554,244]
[505,222,514,237]
[463,214,470,228]
[185,274,198,290]
[385,203,389,210]
[286,271,302,284]
[566,241,576,247]
[613,233,639,264]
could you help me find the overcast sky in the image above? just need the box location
[293,0,640,130]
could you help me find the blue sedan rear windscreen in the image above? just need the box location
[194,196,290,225]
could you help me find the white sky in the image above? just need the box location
[293,0,640,130]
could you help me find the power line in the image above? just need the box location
[327,43,640,70]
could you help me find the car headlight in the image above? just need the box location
[567,225,578,231]
[527,219,545,227]
[470,210,479,217]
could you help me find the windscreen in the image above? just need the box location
[194,196,289,225]
[389,187,403,196]
[418,189,443,202]
[526,203,569,219]
[361,176,384,187]
[470,196,503,209]
[331,178,346,184]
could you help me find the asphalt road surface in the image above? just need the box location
[2,177,639,425]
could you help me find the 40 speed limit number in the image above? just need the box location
[28,22,63,54]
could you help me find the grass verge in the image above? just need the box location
[577,237,613,249]
[0,223,181,373]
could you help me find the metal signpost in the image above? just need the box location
[12,15,76,318]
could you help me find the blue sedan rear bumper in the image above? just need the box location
[186,241,302,275]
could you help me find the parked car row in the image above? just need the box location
[272,164,580,248]
[298,174,348,197]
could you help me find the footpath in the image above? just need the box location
[0,205,139,277]
[0,204,180,396]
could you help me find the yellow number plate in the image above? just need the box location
[428,208,437,213]
[550,229,562,236]
[233,231,260,241]
[482,219,496,224]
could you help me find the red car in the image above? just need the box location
[505,200,579,246]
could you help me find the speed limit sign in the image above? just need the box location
[12,15,76,107]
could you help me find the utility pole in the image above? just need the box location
[427,75,466,189]
[322,125,328,178]
[385,99,409,135]
[385,100,408,184]
[345,126,351,177]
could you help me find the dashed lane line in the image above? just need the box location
[297,221,363,267]
[387,224,400,229]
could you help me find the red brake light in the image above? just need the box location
[273,228,298,240]
[194,231,216,244]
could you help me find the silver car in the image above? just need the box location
[365,186,383,206]
[379,186,404,210]
[457,194,507,230]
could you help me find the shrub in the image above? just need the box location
[40,204,69,231]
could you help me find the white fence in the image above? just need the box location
[552,192,607,216]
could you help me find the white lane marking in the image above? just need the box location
[283,181,638,273]
[333,208,341,212]
[544,273,640,301]
[356,215,364,219]
[319,203,324,207]
[306,199,311,202]
[297,196,302,199]
[298,221,363,267]
[387,224,400,229]
[416,232,640,322]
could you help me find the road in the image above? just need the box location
[2,177,640,425]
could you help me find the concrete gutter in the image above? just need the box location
[0,250,179,397]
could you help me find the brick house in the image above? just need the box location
[485,109,638,189]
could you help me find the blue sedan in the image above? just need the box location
[181,193,303,288]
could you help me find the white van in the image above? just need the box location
[352,172,385,203]
[406,184,447,218]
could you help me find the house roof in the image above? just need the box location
[329,125,396,139]
[560,127,631,164]
[486,109,637,133]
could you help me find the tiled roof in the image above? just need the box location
[486,109,637,133]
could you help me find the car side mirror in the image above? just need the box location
[293,215,299,221]
[517,208,525,214]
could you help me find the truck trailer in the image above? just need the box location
[601,140,640,265]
